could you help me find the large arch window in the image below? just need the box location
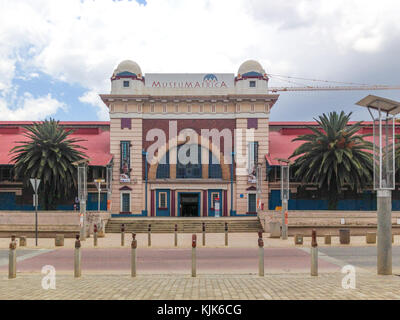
[156,151,170,179]
[208,150,222,178]
[176,144,202,179]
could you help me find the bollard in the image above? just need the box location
[192,234,197,277]
[174,224,178,247]
[8,235,17,279]
[258,230,263,239]
[324,235,331,245]
[19,236,27,247]
[74,235,81,278]
[258,237,264,276]
[311,230,318,276]
[93,224,98,247]
[148,224,151,247]
[131,233,137,277]
[202,223,206,246]
[225,223,228,246]
[121,224,125,247]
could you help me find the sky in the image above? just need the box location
[0,0,399,122]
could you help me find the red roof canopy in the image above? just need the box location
[0,122,112,166]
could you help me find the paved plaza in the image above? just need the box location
[1,273,400,300]
[0,233,399,300]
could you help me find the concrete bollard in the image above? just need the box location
[174,224,178,247]
[366,232,376,244]
[74,235,81,278]
[258,230,263,239]
[148,224,151,247]
[202,223,206,246]
[55,234,64,247]
[339,229,350,244]
[93,224,98,247]
[258,237,264,277]
[324,235,331,245]
[192,234,197,277]
[311,230,318,276]
[294,234,303,245]
[9,235,17,279]
[225,223,228,246]
[121,224,125,247]
[19,236,27,247]
[131,233,137,277]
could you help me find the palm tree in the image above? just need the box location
[10,119,87,210]
[289,111,373,210]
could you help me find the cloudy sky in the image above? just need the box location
[1,0,399,122]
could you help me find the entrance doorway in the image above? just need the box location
[179,193,200,217]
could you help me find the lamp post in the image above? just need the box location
[356,95,400,275]
[106,164,113,212]
[73,159,88,241]
[277,158,290,240]
[94,179,105,212]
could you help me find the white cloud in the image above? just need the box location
[0,93,66,121]
[79,90,109,121]
[0,0,400,120]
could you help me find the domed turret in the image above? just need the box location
[110,60,144,94]
[112,60,142,78]
[238,60,266,77]
[235,59,268,92]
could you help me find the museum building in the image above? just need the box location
[100,59,279,216]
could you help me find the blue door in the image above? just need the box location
[208,189,222,217]
[156,189,170,216]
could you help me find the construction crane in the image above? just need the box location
[267,73,400,93]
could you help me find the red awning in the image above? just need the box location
[0,124,112,166]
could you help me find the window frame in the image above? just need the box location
[158,192,168,209]
[248,193,257,213]
[120,192,131,213]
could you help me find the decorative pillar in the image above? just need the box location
[202,190,208,217]
[171,190,175,217]
[150,190,155,217]
[223,190,228,217]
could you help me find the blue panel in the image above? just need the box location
[0,192,16,210]
[86,193,107,211]
[208,189,222,217]
[156,189,170,216]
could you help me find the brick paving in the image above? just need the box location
[1,272,399,300]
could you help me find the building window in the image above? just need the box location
[236,104,241,112]
[159,192,167,208]
[120,141,131,181]
[224,104,228,112]
[249,81,256,87]
[188,104,191,112]
[210,192,220,208]
[0,166,12,181]
[176,144,202,179]
[175,104,179,112]
[156,151,170,179]
[163,104,167,113]
[251,104,255,112]
[123,81,130,87]
[200,104,204,113]
[248,142,258,173]
[248,193,257,212]
[151,104,155,112]
[208,151,222,179]
[211,104,216,113]
[121,193,131,212]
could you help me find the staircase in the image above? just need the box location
[105,217,263,233]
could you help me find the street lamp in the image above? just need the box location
[277,158,290,240]
[356,95,400,275]
[73,159,89,240]
[106,163,113,211]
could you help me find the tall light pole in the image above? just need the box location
[73,159,88,241]
[278,158,290,240]
[356,95,400,275]
[106,164,113,212]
